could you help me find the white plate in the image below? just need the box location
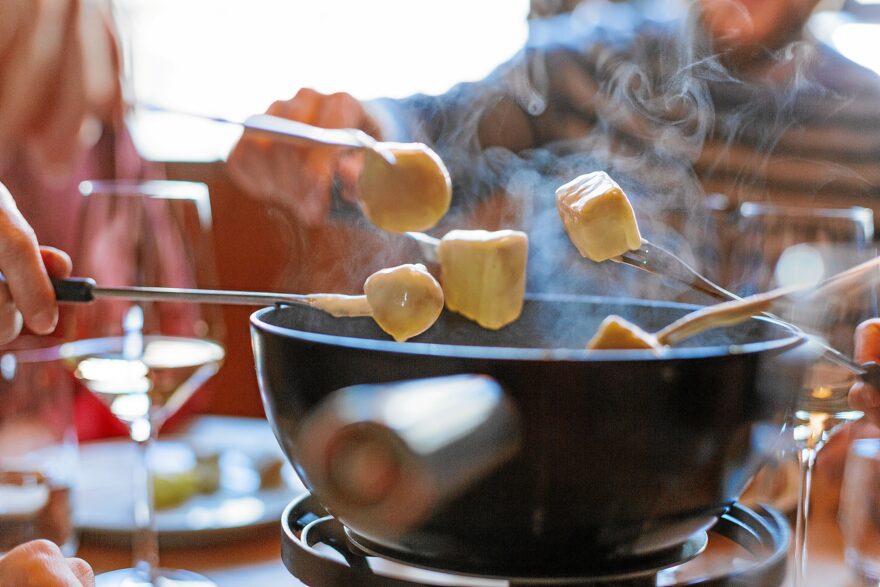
[75,416,305,547]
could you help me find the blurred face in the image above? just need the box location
[700,0,821,53]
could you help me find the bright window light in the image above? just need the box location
[123,0,530,161]
[831,22,880,75]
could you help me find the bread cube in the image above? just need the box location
[586,315,662,350]
[364,263,444,341]
[438,229,528,330]
[556,171,642,262]
[358,143,452,233]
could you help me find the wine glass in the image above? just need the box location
[730,200,876,586]
[61,179,225,587]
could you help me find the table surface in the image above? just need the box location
[76,480,855,587]
[74,417,859,587]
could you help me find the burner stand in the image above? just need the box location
[280,493,789,586]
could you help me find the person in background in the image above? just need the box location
[0,0,115,340]
[228,0,879,407]
[0,0,130,258]
[228,1,880,517]
[228,0,869,223]
[0,0,118,583]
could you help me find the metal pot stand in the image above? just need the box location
[280,493,789,587]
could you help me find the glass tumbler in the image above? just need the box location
[0,338,77,556]
[840,438,880,585]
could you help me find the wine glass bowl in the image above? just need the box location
[73,180,223,342]
[730,202,874,298]
[728,200,877,586]
[64,179,224,587]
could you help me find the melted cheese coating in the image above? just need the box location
[358,143,452,233]
[364,263,444,342]
[438,229,528,330]
[556,171,642,262]
[586,315,662,351]
[308,294,373,318]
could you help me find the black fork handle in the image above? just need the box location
[51,277,97,303]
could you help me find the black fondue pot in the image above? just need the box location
[250,294,812,578]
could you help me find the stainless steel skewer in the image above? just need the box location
[52,277,359,310]
[614,240,738,302]
[138,103,396,165]
[613,244,880,383]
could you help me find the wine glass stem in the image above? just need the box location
[794,446,818,586]
[131,415,159,581]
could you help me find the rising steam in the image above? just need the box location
[391,0,835,304]
[273,1,841,308]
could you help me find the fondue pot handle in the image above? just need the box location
[295,374,520,537]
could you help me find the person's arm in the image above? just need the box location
[0,0,119,179]
[0,181,71,342]
[226,15,639,223]
[0,540,94,587]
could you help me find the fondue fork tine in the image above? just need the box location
[656,255,880,347]
[615,240,737,302]
[405,231,440,263]
[616,242,878,381]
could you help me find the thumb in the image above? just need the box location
[855,318,880,364]
[850,318,880,424]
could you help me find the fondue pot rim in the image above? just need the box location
[251,293,804,363]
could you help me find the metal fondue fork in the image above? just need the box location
[138,103,397,165]
[613,239,738,302]
[408,232,736,300]
[51,278,373,316]
[406,230,879,384]
[405,231,441,262]
[615,242,880,384]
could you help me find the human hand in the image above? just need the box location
[0,540,94,587]
[0,0,120,177]
[227,88,381,225]
[849,318,880,428]
[0,181,72,343]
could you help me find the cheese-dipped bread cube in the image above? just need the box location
[438,229,528,330]
[358,143,452,233]
[586,315,662,351]
[364,263,444,342]
[556,171,642,262]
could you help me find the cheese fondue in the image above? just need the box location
[556,171,642,262]
[358,143,452,233]
[364,263,445,342]
[438,229,528,330]
[586,315,663,351]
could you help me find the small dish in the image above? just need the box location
[75,416,304,547]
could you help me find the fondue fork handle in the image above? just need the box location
[52,277,319,308]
